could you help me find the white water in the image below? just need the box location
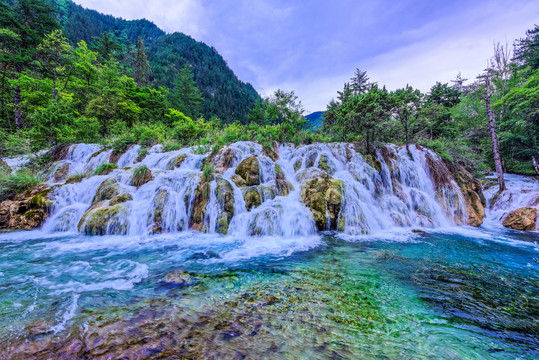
[483,173,539,230]
[5,141,473,239]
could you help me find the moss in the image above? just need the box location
[301,177,344,231]
[364,154,382,172]
[109,193,133,206]
[78,204,128,235]
[167,154,188,170]
[93,163,118,176]
[244,187,262,211]
[92,178,120,205]
[30,190,52,208]
[235,156,260,186]
[230,174,246,187]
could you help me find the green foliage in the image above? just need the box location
[133,164,149,180]
[93,163,117,175]
[202,164,214,182]
[0,170,41,200]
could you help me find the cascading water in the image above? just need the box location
[29,141,471,238]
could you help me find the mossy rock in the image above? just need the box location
[230,174,246,188]
[152,189,169,224]
[215,177,235,234]
[301,177,344,231]
[109,193,133,206]
[244,187,262,211]
[78,203,128,235]
[364,154,382,172]
[132,167,153,188]
[295,168,329,184]
[167,154,188,170]
[294,158,302,172]
[30,189,53,209]
[92,178,120,205]
[190,176,211,230]
[317,153,335,174]
[235,156,260,186]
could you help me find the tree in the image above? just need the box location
[350,68,373,95]
[482,71,506,192]
[265,89,306,132]
[389,85,422,150]
[37,30,71,101]
[94,31,122,61]
[171,64,203,119]
[248,99,267,125]
[514,24,539,71]
[133,37,150,86]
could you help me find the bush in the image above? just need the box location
[94,163,118,175]
[0,170,41,201]
[131,123,165,147]
[202,164,214,182]
[132,165,152,187]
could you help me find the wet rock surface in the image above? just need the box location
[0,184,52,230]
[502,207,537,231]
[235,155,260,186]
[300,173,344,231]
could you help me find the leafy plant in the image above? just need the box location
[0,170,41,201]
[93,163,118,175]
[202,164,214,182]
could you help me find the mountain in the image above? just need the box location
[305,111,325,131]
[55,0,261,123]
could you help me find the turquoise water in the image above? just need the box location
[0,228,537,359]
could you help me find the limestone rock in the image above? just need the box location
[215,177,235,234]
[230,174,246,188]
[92,178,120,205]
[213,146,235,173]
[109,193,133,206]
[364,154,382,172]
[159,270,195,288]
[275,170,293,197]
[235,156,260,186]
[0,184,52,230]
[443,159,486,227]
[502,207,537,231]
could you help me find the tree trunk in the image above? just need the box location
[14,85,22,129]
[485,75,506,192]
[533,156,539,177]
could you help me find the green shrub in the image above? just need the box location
[132,165,152,187]
[66,173,87,184]
[111,133,134,154]
[94,163,118,175]
[202,164,214,182]
[0,170,41,201]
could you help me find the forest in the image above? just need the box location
[0,0,538,180]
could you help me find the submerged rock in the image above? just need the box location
[0,184,52,230]
[235,156,260,186]
[502,207,537,231]
[158,270,195,288]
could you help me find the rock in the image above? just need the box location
[0,184,52,230]
[294,158,302,172]
[317,153,335,174]
[262,142,279,161]
[167,154,188,170]
[152,189,169,226]
[244,188,262,211]
[235,156,260,186]
[364,154,382,172]
[295,168,329,184]
[275,170,293,196]
[53,163,70,182]
[215,177,235,234]
[49,143,72,162]
[190,176,211,231]
[28,320,53,335]
[443,159,486,227]
[132,166,153,188]
[92,178,120,205]
[502,207,537,231]
[109,193,133,206]
[0,158,11,173]
[411,229,426,234]
[301,176,344,231]
[78,203,129,235]
[213,146,235,173]
[159,270,194,288]
[230,174,246,187]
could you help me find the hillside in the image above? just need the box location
[56,0,260,123]
[305,111,325,131]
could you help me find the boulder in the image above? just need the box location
[78,203,129,235]
[167,154,188,170]
[301,175,344,231]
[215,177,235,234]
[275,170,293,196]
[53,163,70,182]
[131,166,153,188]
[502,207,537,231]
[109,193,132,206]
[0,184,52,230]
[92,178,120,205]
[158,270,195,288]
[190,176,211,231]
[295,168,328,184]
[318,153,336,174]
[364,154,382,172]
[235,156,260,186]
[244,188,261,211]
[230,174,246,188]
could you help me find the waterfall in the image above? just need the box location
[19,141,473,238]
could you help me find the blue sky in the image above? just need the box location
[74,0,538,112]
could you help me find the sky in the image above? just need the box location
[73,0,538,112]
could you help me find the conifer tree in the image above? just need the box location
[171,64,203,119]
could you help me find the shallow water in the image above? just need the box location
[0,228,537,359]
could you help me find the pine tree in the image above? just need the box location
[133,37,150,86]
[171,64,203,119]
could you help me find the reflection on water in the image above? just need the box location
[0,228,537,359]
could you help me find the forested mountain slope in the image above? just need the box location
[56,0,260,123]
